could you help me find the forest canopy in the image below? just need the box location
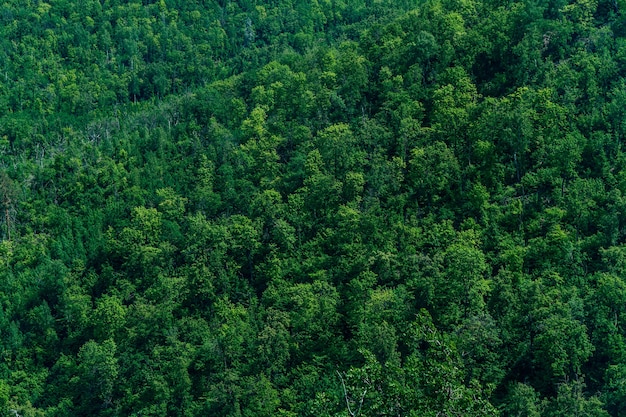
[2,0,626,415]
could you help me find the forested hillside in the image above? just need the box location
[2,0,626,415]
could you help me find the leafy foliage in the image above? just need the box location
[2,0,626,415]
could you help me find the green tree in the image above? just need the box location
[408,141,460,207]
[76,339,119,413]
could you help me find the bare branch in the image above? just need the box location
[336,370,368,417]
[336,370,355,417]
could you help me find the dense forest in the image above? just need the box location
[2,0,626,415]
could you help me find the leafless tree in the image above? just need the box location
[0,171,17,240]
